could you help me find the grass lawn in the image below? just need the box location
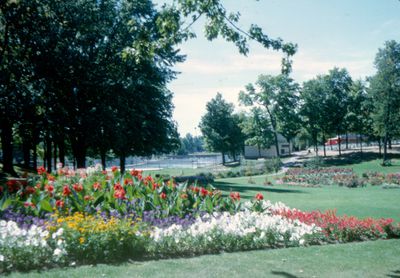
[8,239,400,278]
[214,176,400,222]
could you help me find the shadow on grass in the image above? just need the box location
[271,270,299,278]
[212,181,306,194]
[386,269,400,278]
[316,152,400,167]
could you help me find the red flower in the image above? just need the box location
[45,184,54,193]
[102,170,107,175]
[130,169,142,177]
[191,186,200,194]
[200,187,209,197]
[73,183,83,192]
[114,182,123,191]
[160,192,167,200]
[6,180,20,193]
[124,178,133,185]
[84,195,93,201]
[0,186,3,194]
[111,166,119,172]
[62,185,72,196]
[37,166,46,175]
[230,192,241,202]
[152,182,160,190]
[55,200,64,208]
[114,188,126,199]
[93,182,101,190]
[24,202,35,208]
[255,193,264,201]
[25,186,36,195]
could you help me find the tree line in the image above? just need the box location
[0,0,295,175]
[200,40,400,164]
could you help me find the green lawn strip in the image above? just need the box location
[8,239,400,278]
[214,177,400,222]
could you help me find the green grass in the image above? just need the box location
[214,177,400,222]
[8,239,400,278]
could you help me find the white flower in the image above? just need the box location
[0,254,4,262]
[53,248,62,257]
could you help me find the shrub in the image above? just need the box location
[264,158,282,173]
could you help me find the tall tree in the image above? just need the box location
[323,68,352,156]
[239,74,298,157]
[299,77,326,156]
[369,40,400,163]
[199,93,244,165]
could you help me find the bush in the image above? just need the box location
[304,156,325,169]
[264,157,282,173]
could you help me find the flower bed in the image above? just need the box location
[280,168,365,187]
[362,171,400,187]
[0,165,399,273]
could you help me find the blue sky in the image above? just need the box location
[156,0,400,136]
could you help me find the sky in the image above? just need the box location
[155,0,400,136]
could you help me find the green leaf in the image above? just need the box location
[39,199,53,212]
[1,198,13,210]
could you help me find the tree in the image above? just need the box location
[239,74,298,157]
[239,108,274,158]
[299,77,326,156]
[323,68,352,156]
[369,40,400,163]
[1,0,296,175]
[199,93,244,165]
[345,80,372,154]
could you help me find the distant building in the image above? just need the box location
[244,134,292,159]
[325,134,368,146]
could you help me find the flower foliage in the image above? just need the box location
[280,168,365,187]
[0,165,238,218]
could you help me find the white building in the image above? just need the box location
[244,134,292,159]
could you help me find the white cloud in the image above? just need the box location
[171,46,376,135]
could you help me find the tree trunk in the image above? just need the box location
[75,149,86,168]
[58,140,65,167]
[45,134,52,173]
[71,138,86,169]
[120,153,126,174]
[322,134,326,157]
[257,144,261,158]
[33,143,37,170]
[359,134,363,154]
[338,134,342,156]
[222,152,226,165]
[388,139,392,149]
[288,139,292,155]
[53,142,57,170]
[345,133,349,150]
[314,134,319,157]
[383,133,388,163]
[378,138,382,158]
[22,139,31,168]
[273,131,280,157]
[0,119,17,176]
[100,149,106,170]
